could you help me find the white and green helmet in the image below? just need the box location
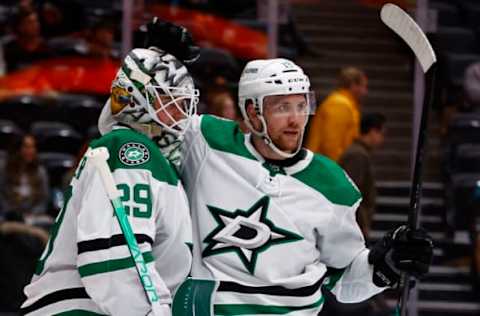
[105,48,199,138]
[238,58,315,158]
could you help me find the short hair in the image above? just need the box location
[361,113,386,135]
[337,67,366,89]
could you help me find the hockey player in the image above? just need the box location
[21,48,197,315]
[176,58,433,314]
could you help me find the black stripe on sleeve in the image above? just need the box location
[21,287,90,314]
[218,276,324,297]
[217,267,345,297]
[77,234,153,254]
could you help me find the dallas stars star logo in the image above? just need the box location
[202,196,303,274]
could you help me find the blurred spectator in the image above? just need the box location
[0,44,5,76]
[464,62,480,111]
[206,87,239,120]
[441,61,480,136]
[3,9,53,72]
[17,0,35,13]
[189,47,241,89]
[306,67,368,161]
[38,0,85,38]
[0,134,49,217]
[0,219,48,313]
[84,21,116,59]
[338,113,386,239]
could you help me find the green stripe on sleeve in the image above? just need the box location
[78,251,154,278]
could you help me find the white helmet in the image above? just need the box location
[238,58,315,158]
[108,48,199,138]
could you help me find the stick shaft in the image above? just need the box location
[87,147,163,315]
[400,65,437,316]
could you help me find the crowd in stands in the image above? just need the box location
[428,0,480,292]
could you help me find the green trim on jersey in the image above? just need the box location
[35,186,73,275]
[54,310,107,315]
[323,267,346,290]
[173,278,217,316]
[200,115,256,160]
[292,154,361,207]
[214,296,324,315]
[78,251,154,277]
[90,128,178,185]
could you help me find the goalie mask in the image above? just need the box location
[106,48,198,138]
[238,58,316,158]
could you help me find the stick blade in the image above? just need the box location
[380,3,436,73]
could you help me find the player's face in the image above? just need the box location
[262,94,309,153]
[153,94,187,127]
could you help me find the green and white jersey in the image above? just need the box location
[22,128,192,316]
[180,115,384,315]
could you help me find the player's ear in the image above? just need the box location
[245,99,262,131]
[245,99,257,120]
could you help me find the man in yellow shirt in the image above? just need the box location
[306,67,368,161]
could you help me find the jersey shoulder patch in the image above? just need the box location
[200,114,255,160]
[292,153,361,206]
[90,128,178,185]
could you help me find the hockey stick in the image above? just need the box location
[86,147,164,316]
[380,3,437,316]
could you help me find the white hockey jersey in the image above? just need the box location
[180,115,385,315]
[21,127,192,315]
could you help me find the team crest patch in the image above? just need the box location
[119,143,150,166]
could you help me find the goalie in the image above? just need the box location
[21,48,197,315]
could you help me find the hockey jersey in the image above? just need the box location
[180,115,385,315]
[21,128,192,315]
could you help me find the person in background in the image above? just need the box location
[3,9,53,72]
[339,113,386,240]
[84,21,116,59]
[306,67,368,161]
[0,217,49,313]
[206,87,239,121]
[0,134,49,218]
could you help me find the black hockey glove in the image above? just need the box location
[368,225,433,287]
[144,17,200,64]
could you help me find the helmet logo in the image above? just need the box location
[119,143,150,166]
[281,61,294,68]
[244,67,258,74]
[111,86,132,114]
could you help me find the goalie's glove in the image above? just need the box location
[368,225,433,287]
[144,17,200,64]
